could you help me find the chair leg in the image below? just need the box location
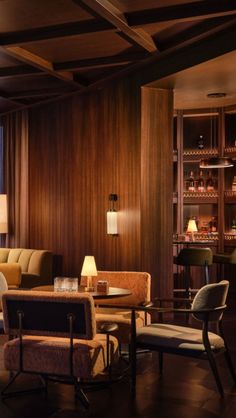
[74,379,89,408]
[159,352,163,375]
[205,348,224,396]
[219,321,236,384]
[184,266,191,298]
[224,350,236,384]
[204,263,209,285]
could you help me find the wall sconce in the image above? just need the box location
[187,219,198,241]
[0,194,8,233]
[81,255,98,292]
[107,193,118,235]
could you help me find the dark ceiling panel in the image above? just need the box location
[0,0,235,114]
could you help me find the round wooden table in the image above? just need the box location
[32,285,131,299]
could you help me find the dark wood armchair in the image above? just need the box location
[130,280,236,397]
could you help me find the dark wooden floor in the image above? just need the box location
[1,311,236,418]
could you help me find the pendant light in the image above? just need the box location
[199,157,234,168]
[199,93,234,169]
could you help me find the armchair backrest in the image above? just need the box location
[192,280,229,322]
[2,290,96,339]
[93,271,151,306]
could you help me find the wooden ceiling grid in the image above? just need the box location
[0,0,235,113]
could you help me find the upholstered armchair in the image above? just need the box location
[1,290,119,406]
[0,263,21,289]
[130,280,236,396]
[93,271,151,345]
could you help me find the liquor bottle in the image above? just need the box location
[209,216,217,232]
[206,170,214,191]
[187,171,195,192]
[197,170,205,192]
[232,176,236,192]
[232,220,236,234]
[197,134,204,149]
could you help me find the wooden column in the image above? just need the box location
[141,87,173,299]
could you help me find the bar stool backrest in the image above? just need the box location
[176,247,213,266]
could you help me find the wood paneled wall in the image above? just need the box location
[141,88,173,298]
[28,77,173,298]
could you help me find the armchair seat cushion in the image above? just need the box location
[96,310,146,343]
[136,323,224,353]
[4,333,118,379]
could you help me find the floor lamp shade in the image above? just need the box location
[0,194,8,233]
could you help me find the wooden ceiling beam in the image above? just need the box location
[0,65,42,77]
[157,15,234,51]
[0,19,114,46]
[9,88,74,99]
[54,51,149,71]
[127,0,236,26]
[74,0,158,52]
[0,89,24,106]
[1,46,87,88]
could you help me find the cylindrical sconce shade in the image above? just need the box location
[107,211,118,235]
[0,194,8,233]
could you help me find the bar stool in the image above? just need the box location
[213,249,236,280]
[174,247,213,297]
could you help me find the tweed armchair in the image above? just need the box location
[1,290,119,406]
[92,271,151,345]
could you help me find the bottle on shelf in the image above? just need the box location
[197,134,204,149]
[232,176,236,192]
[197,170,205,192]
[187,170,195,192]
[209,216,217,232]
[232,220,236,234]
[206,170,214,191]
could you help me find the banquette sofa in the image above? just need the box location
[0,248,53,289]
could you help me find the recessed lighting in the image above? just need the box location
[207,92,226,98]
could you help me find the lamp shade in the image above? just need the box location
[187,219,198,233]
[81,256,97,277]
[107,210,118,235]
[0,194,8,233]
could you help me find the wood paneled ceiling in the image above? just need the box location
[0,0,236,114]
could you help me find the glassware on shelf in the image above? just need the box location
[197,134,204,149]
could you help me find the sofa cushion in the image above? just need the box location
[7,248,22,263]
[0,249,10,263]
[18,250,35,272]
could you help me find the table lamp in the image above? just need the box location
[81,256,97,291]
[187,219,198,241]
